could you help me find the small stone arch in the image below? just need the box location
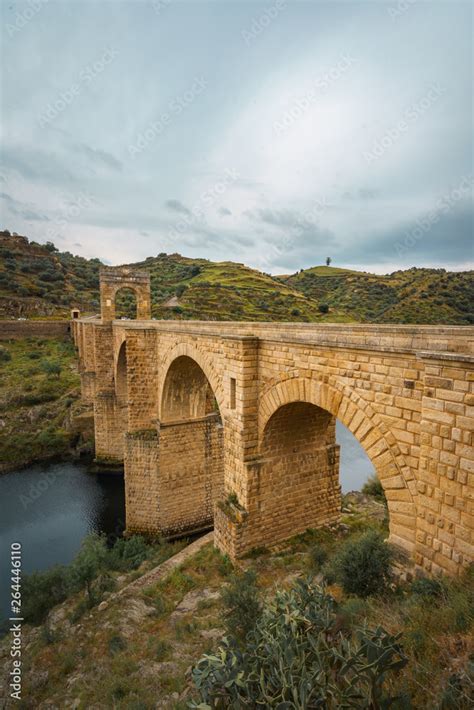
[100,267,151,321]
[258,377,416,551]
[158,342,225,421]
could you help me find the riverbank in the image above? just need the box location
[1,492,471,708]
[0,337,93,473]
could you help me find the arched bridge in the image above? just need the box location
[72,267,474,576]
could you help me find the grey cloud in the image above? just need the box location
[340,202,473,266]
[72,142,123,172]
[343,188,380,201]
[0,192,50,222]
[165,199,192,216]
[0,146,76,186]
[218,206,232,217]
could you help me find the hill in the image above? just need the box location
[279,264,474,324]
[1,231,473,324]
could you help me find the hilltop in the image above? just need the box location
[280,265,474,324]
[1,231,473,324]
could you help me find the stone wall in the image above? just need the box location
[0,320,70,340]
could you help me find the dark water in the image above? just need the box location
[0,426,373,620]
[0,461,125,621]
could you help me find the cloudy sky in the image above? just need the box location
[0,0,472,273]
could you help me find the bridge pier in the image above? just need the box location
[215,407,342,558]
[124,414,224,537]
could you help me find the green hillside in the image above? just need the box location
[280,265,474,324]
[1,231,473,324]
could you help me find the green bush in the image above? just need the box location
[41,360,62,378]
[22,566,71,624]
[220,569,262,643]
[324,530,394,597]
[410,576,446,600]
[0,346,11,363]
[309,544,328,571]
[362,474,386,503]
[107,535,149,571]
[70,534,109,604]
[192,579,408,708]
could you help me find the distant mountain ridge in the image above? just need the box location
[0,230,473,324]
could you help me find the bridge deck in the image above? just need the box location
[79,318,474,356]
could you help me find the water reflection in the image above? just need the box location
[0,461,125,620]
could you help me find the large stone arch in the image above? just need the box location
[157,342,225,421]
[100,267,151,321]
[258,377,416,552]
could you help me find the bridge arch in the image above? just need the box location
[156,343,225,536]
[100,267,151,321]
[158,342,225,421]
[258,377,416,551]
[115,340,128,406]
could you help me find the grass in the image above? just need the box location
[7,496,473,708]
[0,337,83,469]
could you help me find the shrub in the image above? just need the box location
[318,302,329,313]
[220,569,262,643]
[70,534,109,604]
[410,576,446,600]
[324,530,394,597]
[108,535,149,571]
[309,544,328,571]
[192,579,408,708]
[0,346,11,362]
[362,474,386,503]
[22,566,71,624]
[41,360,62,378]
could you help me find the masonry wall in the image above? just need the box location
[229,403,340,552]
[0,320,70,339]
[157,414,224,535]
[76,317,474,574]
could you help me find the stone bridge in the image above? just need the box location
[71,267,474,576]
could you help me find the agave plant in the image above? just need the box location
[191,579,408,709]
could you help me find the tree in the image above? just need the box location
[326,256,332,266]
[70,534,108,604]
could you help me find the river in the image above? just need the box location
[0,423,373,619]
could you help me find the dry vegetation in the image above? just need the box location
[2,494,472,708]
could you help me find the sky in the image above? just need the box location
[0,0,472,273]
